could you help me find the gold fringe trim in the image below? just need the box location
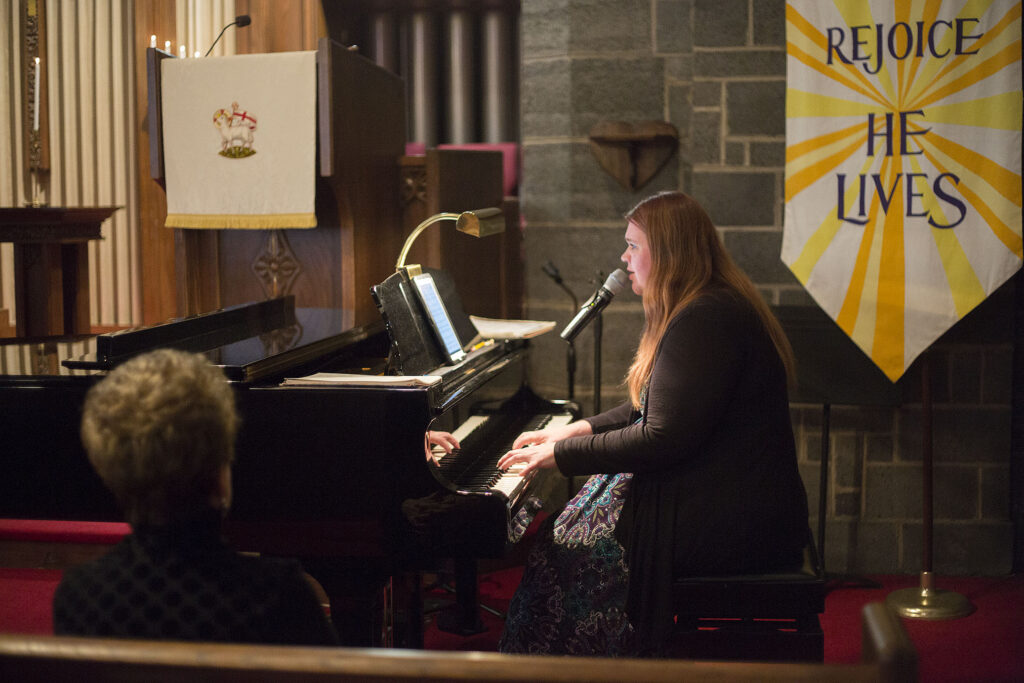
[165,213,317,229]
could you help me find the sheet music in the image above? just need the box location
[470,316,556,340]
[281,373,441,387]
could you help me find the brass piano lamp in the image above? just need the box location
[395,208,504,277]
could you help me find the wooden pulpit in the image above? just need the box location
[148,39,406,328]
[0,206,119,337]
[148,39,512,330]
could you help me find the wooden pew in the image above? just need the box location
[0,603,916,682]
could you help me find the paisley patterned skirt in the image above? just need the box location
[498,472,637,656]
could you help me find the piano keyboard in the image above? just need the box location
[431,412,574,501]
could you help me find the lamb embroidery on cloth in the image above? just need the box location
[214,102,257,158]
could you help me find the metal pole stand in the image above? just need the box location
[887,571,974,619]
[886,352,974,619]
[593,311,602,415]
[566,341,576,401]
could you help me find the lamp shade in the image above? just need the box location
[455,207,504,238]
[396,207,504,273]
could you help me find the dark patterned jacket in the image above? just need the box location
[53,512,339,645]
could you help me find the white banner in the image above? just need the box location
[783,0,1022,381]
[162,51,317,229]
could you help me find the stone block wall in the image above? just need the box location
[518,0,1017,575]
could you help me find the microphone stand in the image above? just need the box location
[592,270,605,415]
[593,309,603,415]
[205,15,251,57]
[567,339,576,401]
[543,262,578,400]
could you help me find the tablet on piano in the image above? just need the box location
[410,272,468,364]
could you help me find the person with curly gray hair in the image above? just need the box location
[53,349,338,645]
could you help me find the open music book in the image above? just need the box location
[470,316,556,340]
[281,373,441,387]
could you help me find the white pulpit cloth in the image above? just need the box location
[162,51,317,229]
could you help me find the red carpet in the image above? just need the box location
[4,566,1023,681]
[423,567,1024,682]
[819,574,1024,682]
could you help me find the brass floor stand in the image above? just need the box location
[886,353,974,620]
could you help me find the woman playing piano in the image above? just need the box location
[496,191,809,656]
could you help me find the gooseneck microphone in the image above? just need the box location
[559,268,628,342]
[205,15,252,57]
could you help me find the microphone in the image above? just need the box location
[559,268,628,342]
[205,15,252,57]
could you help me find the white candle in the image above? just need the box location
[33,57,40,132]
[194,50,200,58]
[150,34,156,48]
[179,45,186,59]
[164,40,171,52]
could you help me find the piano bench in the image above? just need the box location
[665,540,826,663]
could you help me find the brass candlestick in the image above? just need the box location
[28,168,45,208]
[26,126,48,208]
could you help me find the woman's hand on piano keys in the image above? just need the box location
[499,420,593,476]
[510,420,593,450]
[425,431,460,461]
[497,441,556,478]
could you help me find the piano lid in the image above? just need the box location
[28,296,388,383]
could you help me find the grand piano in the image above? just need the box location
[0,268,576,648]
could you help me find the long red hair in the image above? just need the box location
[624,191,794,407]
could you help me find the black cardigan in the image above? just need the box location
[554,287,809,648]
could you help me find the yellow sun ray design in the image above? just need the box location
[785,127,868,201]
[912,131,1023,258]
[872,154,908,379]
[896,0,946,105]
[907,1,1020,105]
[786,4,891,105]
[836,156,892,335]
[911,39,1024,110]
[787,42,892,108]
[903,154,988,318]
[789,153,883,283]
[909,121,1023,207]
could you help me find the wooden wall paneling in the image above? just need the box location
[320,39,407,326]
[235,0,324,54]
[399,149,507,320]
[175,230,221,316]
[62,241,91,334]
[398,155,438,270]
[135,0,177,324]
[12,243,62,337]
[431,150,505,320]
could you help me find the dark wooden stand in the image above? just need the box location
[0,206,118,337]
